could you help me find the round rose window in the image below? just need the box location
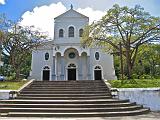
[69,52,76,59]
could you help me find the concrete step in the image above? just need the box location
[0,106,143,113]
[6,109,150,117]
[0,99,130,104]
[18,93,110,97]
[29,85,107,89]
[0,80,150,117]
[16,96,112,100]
[27,86,108,89]
[19,91,110,94]
[0,102,137,108]
[22,88,109,91]
[32,81,104,84]
[30,82,106,85]
[30,83,105,85]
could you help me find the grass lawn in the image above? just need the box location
[0,81,28,90]
[108,79,160,88]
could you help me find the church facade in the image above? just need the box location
[30,7,116,81]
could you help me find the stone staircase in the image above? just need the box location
[0,80,149,117]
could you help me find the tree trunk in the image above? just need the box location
[15,67,20,81]
[126,48,132,79]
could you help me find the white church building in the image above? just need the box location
[30,6,116,81]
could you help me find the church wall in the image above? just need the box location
[90,48,116,80]
[30,48,53,81]
[54,17,88,44]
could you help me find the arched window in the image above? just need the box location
[43,66,50,70]
[79,29,83,37]
[95,66,101,70]
[59,29,64,37]
[95,52,100,60]
[45,52,49,60]
[68,63,76,68]
[68,26,74,37]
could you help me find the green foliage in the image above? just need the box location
[82,4,160,79]
[108,79,160,88]
[132,44,160,79]
[6,75,16,81]
[131,74,139,79]
[1,22,47,80]
[113,43,160,79]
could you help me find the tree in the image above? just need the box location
[2,23,46,80]
[0,31,3,66]
[135,44,160,78]
[82,4,160,79]
[0,14,6,66]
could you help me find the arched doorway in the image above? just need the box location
[94,66,102,80]
[43,66,50,81]
[67,63,76,80]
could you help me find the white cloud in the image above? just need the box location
[77,7,105,24]
[20,2,105,38]
[20,2,66,38]
[0,0,5,5]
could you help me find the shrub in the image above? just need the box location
[140,74,152,79]
[131,74,138,79]
[6,73,16,81]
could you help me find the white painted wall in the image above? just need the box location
[0,90,11,100]
[54,9,88,44]
[90,48,116,80]
[30,44,53,81]
[118,88,160,111]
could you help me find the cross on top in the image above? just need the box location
[70,4,73,9]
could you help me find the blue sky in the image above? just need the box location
[0,0,160,38]
[0,0,160,21]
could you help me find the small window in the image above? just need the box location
[95,52,100,60]
[45,53,49,60]
[79,29,83,37]
[59,29,64,37]
[68,26,74,37]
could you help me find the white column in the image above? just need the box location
[78,56,82,80]
[60,56,65,80]
[55,54,58,80]
[52,56,56,80]
[87,56,91,80]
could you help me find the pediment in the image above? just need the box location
[55,9,88,19]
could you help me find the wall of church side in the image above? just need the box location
[30,48,53,81]
[90,48,116,80]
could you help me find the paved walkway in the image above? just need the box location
[1,112,160,120]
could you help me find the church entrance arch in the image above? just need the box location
[67,63,76,80]
[94,66,102,80]
[42,66,50,81]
